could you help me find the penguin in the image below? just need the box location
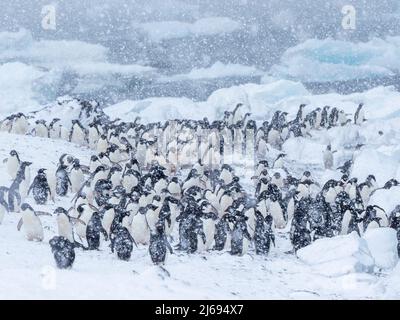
[70,159,85,193]
[11,113,29,135]
[49,236,76,269]
[363,205,385,232]
[33,120,48,138]
[254,213,275,255]
[273,153,286,169]
[337,159,353,176]
[149,220,173,265]
[354,103,366,125]
[28,169,52,205]
[17,203,51,241]
[69,120,88,146]
[54,207,85,245]
[131,204,158,245]
[199,203,218,251]
[0,187,9,224]
[323,145,336,170]
[86,211,108,250]
[290,198,312,252]
[75,204,94,241]
[48,118,61,139]
[110,224,137,261]
[6,150,21,179]
[18,161,32,200]
[7,169,26,213]
[56,164,72,196]
[88,122,100,149]
[230,213,252,256]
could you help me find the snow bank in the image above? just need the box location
[363,228,398,270]
[135,17,241,42]
[270,37,400,82]
[297,232,375,277]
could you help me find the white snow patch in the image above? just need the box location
[363,228,398,270]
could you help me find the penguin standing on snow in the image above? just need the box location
[70,159,85,193]
[254,212,275,255]
[28,169,52,205]
[17,203,51,241]
[110,224,137,261]
[230,213,252,256]
[86,211,108,250]
[149,220,173,265]
[290,198,312,252]
[6,150,21,179]
[49,236,76,269]
[56,164,72,197]
[33,120,48,138]
[18,161,33,200]
[323,145,336,170]
[54,207,86,246]
[69,120,88,146]
[214,214,233,251]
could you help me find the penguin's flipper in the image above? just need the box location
[88,203,100,212]
[2,158,7,164]
[70,217,86,226]
[36,211,52,217]
[17,218,23,231]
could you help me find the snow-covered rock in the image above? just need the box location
[363,228,398,270]
[297,232,375,277]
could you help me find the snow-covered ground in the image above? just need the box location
[1,97,400,299]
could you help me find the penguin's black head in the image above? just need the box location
[54,207,67,215]
[273,172,281,179]
[21,203,33,212]
[303,171,311,178]
[367,175,376,183]
[10,150,18,156]
[265,214,273,225]
[38,168,47,174]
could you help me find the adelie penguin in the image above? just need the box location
[56,164,72,196]
[17,203,51,241]
[49,236,76,269]
[110,224,137,261]
[254,212,275,256]
[86,211,108,250]
[28,169,52,205]
[230,213,252,256]
[149,220,173,265]
[5,150,21,179]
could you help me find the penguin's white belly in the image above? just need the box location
[13,118,28,135]
[96,140,108,153]
[360,186,371,205]
[102,209,115,235]
[60,127,70,141]
[72,128,86,146]
[325,188,337,204]
[220,171,232,185]
[36,125,48,138]
[131,214,150,244]
[203,219,216,250]
[7,157,19,179]
[110,172,122,188]
[57,216,74,242]
[76,212,93,239]
[70,169,84,193]
[154,180,168,195]
[287,198,295,222]
[242,237,250,255]
[340,211,351,235]
[89,129,99,149]
[270,201,285,228]
[23,215,44,241]
[122,175,138,191]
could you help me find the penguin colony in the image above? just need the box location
[1,100,400,270]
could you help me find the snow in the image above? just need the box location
[297,232,375,277]
[270,37,400,82]
[363,228,399,270]
[135,17,241,42]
